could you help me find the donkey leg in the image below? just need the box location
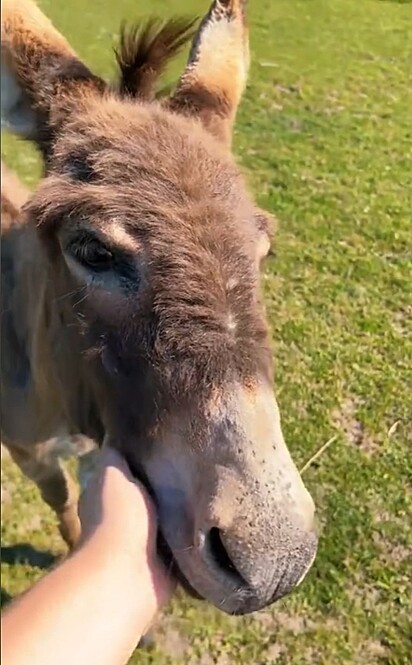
[7,443,81,549]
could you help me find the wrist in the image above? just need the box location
[78,528,170,605]
[73,534,161,635]
[76,529,148,585]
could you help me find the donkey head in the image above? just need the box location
[2,0,317,614]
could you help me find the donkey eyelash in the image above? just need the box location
[65,233,141,285]
[66,235,114,273]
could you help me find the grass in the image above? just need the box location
[1,0,411,663]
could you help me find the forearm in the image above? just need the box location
[1,539,158,665]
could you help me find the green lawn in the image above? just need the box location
[1,0,411,663]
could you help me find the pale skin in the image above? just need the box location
[1,447,176,665]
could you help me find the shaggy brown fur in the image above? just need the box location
[20,97,273,463]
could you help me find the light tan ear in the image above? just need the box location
[167,0,249,147]
[1,0,105,150]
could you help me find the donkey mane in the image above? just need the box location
[114,16,199,101]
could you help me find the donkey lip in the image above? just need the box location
[159,537,269,612]
[126,459,204,599]
[170,562,204,600]
[156,530,203,599]
[155,523,249,606]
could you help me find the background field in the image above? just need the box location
[1,0,411,663]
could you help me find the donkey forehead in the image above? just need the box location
[42,99,261,255]
[55,98,244,195]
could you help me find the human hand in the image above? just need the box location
[78,446,175,616]
[2,448,176,665]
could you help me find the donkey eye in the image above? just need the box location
[70,237,114,273]
[64,232,140,286]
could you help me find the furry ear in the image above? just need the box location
[114,17,198,101]
[1,0,105,153]
[166,0,249,147]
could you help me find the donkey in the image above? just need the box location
[1,0,317,615]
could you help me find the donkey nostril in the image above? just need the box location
[203,527,238,576]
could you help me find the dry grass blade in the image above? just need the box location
[387,420,401,438]
[300,435,338,474]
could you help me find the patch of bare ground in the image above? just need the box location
[153,619,190,659]
[372,531,411,565]
[158,627,190,659]
[188,655,233,665]
[346,576,382,611]
[188,655,214,665]
[255,608,317,633]
[264,643,287,663]
[391,305,411,337]
[357,639,389,663]
[332,398,378,455]
[301,646,324,664]
[369,496,408,529]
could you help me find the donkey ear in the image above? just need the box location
[1,0,105,151]
[167,0,249,147]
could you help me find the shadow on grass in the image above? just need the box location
[1,587,13,608]
[1,543,56,569]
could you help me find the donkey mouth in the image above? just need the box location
[155,519,298,615]
[156,530,203,600]
[125,456,202,598]
[156,530,254,613]
[126,458,247,608]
